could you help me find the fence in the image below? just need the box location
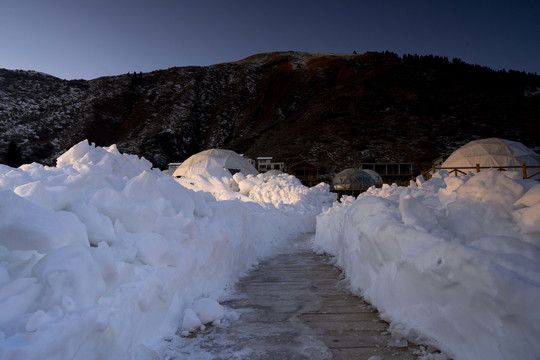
[421,163,540,180]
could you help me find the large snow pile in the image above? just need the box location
[176,170,336,229]
[0,140,334,359]
[315,170,540,360]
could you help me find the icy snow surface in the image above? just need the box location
[0,140,335,359]
[315,170,540,360]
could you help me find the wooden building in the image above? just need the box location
[288,161,320,186]
[358,163,413,185]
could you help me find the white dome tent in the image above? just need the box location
[441,138,540,179]
[173,149,258,178]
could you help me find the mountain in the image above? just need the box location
[1,51,540,180]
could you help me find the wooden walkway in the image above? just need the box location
[163,234,443,359]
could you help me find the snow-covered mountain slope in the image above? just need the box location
[1,51,540,177]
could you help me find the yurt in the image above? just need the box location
[442,138,540,178]
[172,149,258,178]
[333,168,376,190]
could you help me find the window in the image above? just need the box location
[387,164,399,175]
[400,164,412,175]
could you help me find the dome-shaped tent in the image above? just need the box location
[442,138,540,178]
[333,168,376,190]
[361,169,383,186]
[173,149,258,178]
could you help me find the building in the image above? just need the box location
[238,154,256,168]
[432,156,445,168]
[245,157,257,168]
[163,162,183,175]
[288,161,320,187]
[358,163,413,185]
[257,157,285,173]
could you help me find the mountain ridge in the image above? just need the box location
[1,51,539,180]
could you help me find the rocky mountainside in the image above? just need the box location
[1,51,540,180]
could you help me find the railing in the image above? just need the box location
[421,163,540,180]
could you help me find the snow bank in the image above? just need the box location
[315,170,540,360]
[176,170,336,231]
[0,140,334,359]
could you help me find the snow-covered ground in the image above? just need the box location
[2,140,539,360]
[0,140,335,359]
[315,170,540,360]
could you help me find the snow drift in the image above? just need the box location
[315,170,540,360]
[0,140,334,359]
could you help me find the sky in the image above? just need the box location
[1,0,539,80]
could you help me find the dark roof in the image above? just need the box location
[289,160,319,169]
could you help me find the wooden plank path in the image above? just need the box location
[163,234,443,359]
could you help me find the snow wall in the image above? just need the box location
[0,140,335,360]
[315,170,540,360]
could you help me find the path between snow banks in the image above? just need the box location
[159,234,443,359]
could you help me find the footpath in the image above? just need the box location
[162,234,443,360]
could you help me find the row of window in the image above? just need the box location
[258,163,284,171]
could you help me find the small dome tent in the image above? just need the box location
[362,169,383,186]
[442,138,540,178]
[333,168,376,190]
[173,149,258,178]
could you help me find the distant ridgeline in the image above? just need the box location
[1,51,539,178]
[400,52,540,94]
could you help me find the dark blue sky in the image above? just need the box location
[2,0,539,80]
